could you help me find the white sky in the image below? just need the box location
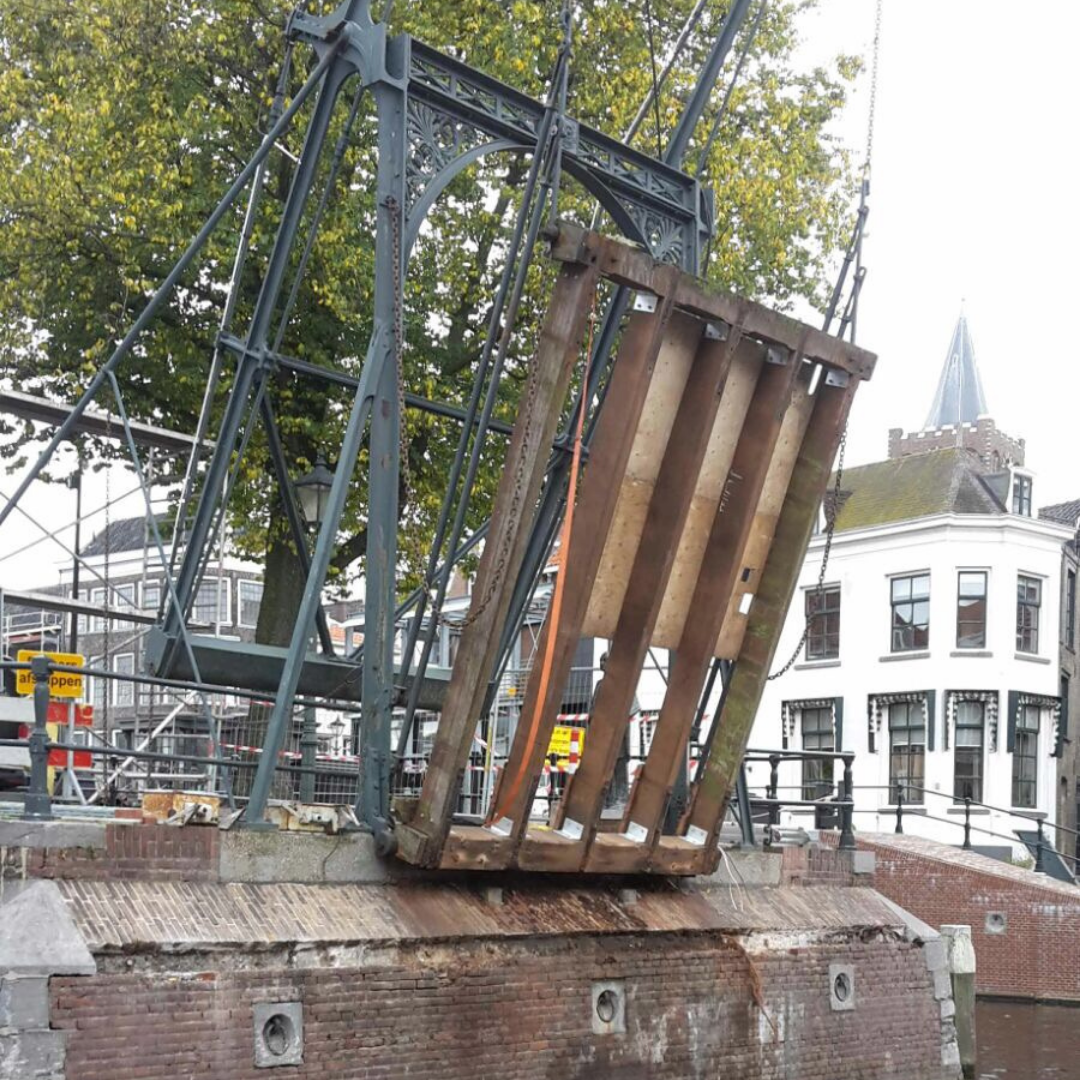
[799,0,1079,507]
[3,0,1078,592]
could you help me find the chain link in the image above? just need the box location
[767,424,847,682]
[864,0,882,176]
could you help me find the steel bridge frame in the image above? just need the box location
[0,0,767,847]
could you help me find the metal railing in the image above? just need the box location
[738,747,856,849]
[849,783,1080,877]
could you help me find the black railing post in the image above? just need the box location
[894,789,904,834]
[768,754,781,829]
[735,762,757,849]
[839,752,855,850]
[1035,818,1046,874]
[23,657,53,821]
[962,796,972,850]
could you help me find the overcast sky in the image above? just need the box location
[801,0,1079,508]
[3,0,1077,591]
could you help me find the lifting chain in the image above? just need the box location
[864,0,883,176]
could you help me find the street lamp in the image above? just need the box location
[295,453,334,528]
[296,452,334,802]
[330,717,345,757]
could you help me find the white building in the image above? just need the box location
[751,317,1072,861]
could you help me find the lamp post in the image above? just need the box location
[296,453,333,802]
[295,453,334,530]
[330,717,345,758]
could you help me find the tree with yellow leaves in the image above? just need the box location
[0,0,860,644]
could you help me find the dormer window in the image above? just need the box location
[1012,473,1032,516]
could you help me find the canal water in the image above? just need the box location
[977,1000,1080,1078]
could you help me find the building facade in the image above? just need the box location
[752,318,1073,864]
[1039,498,1080,868]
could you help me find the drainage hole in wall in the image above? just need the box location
[596,989,619,1025]
[262,1014,295,1058]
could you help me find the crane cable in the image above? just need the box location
[766,0,881,683]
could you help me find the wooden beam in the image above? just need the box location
[485,267,683,861]
[549,323,750,867]
[621,353,807,856]
[549,224,877,380]
[674,377,857,871]
[396,254,601,868]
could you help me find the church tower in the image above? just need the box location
[888,312,1024,469]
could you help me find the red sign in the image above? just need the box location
[22,703,95,768]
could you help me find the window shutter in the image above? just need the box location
[1055,678,1069,758]
[833,696,844,751]
[925,690,936,752]
[1007,690,1020,752]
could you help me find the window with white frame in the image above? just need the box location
[90,587,106,631]
[89,656,105,709]
[805,586,840,660]
[891,573,930,652]
[889,701,925,804]
[113,653,134,707]
[1016,575,1041,654]
[801,707,835,801]
[1012,705,1040,808]
[956,571,988,649]
[192,577,229,627]
[1012,473,1033,516]
[238,580,263,628]
[113,582,137,630]
[143,581,161,612]
[953,701,984,802]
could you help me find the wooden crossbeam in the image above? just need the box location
[674,376,858,871]
[396,253,601,868]
[549,225,877,380]
[621,354,809,859]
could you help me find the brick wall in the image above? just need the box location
[780,844,856,887]
[862,834,1080,1001]
[50,932,950,1080]
[0,823,218,883]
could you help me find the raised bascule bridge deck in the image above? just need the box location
[395,224,874,876]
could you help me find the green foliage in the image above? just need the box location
[0,0,861,604]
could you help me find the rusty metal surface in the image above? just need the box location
[55,877,903,952]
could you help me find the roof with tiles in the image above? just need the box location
[829,447,1007,533]
[80,515,169,558]
[1039,498,1080,529]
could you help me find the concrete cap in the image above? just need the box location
[0,880,95,976]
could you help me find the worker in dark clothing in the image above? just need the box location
[593,651,637,811]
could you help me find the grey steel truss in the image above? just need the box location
[1,0,760,849]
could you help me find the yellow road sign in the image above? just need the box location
[547,724,585,763]
[14,650,85,699]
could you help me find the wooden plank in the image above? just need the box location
[620,354,806,856]
[482,266,684,857]
[549,224,877,380]
[396,254,601,868]
[652,339,766,648]
[714,376,817,660]
[679,377,858,868]
[552,326,751,865]
[438,826,515,871]
[581,312,710,638]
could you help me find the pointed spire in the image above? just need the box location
[923,312,988,430]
